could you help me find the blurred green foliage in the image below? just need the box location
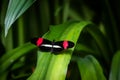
[0,0,120,80]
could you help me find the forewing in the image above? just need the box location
[31,37,52,52]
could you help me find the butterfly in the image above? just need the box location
[31,38,74,53]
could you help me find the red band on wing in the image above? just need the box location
[63,40,68,49]
[36,38,43,46]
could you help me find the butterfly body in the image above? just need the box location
[31,38,74,53]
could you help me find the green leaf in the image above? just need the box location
[62,0,70,22]
[27,51,52,80]
[109,51,120,80]
[87,25,112,64]
[0,43,36,74]
[4,0,36,36]
[28,21,91,80]
[0,71,8,80]
[77,55,106,80]
[75,43,95,55]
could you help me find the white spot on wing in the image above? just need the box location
[41,44,61,48]
[53,45,61,48]
[41,44,52,47]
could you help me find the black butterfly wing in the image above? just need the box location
[66,41,74,48]
[52,41,64,53]
[31,38,52,52]
[31,38,75,53]
[31,37,39,45]
[52,41,74,53]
